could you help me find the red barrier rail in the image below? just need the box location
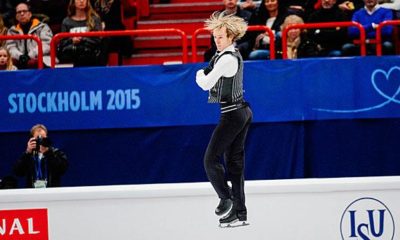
[191,28,209,63]
[50,29,188,68]
[0,35,44,69]
[192,25,275,62]
[282,22,366,59]
[376,20,400,56]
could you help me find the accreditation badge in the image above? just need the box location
[33,180,47,188]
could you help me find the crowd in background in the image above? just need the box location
[0,0,132,70]
[1,0,400,71]
[234,0,399,60]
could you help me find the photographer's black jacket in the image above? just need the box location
[14,147,68,188]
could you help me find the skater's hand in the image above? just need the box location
[196,69,205,79]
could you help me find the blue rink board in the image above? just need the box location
[0,56,399,187]
[1,56,400,132]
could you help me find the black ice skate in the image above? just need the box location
[215,198,233,216]
[219,209,249,228]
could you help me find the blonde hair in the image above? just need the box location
[281,14,304,31]
[0,15,6,33]
[30,124,48,137]
[280,15,304,59]
[0,15,7,47]
[0,47,15,70]
[205,12,248,42]
[68,0,100,31]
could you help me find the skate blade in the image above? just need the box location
[219,220,249,228]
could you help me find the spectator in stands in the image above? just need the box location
[281,0,307,17]
[14,124,68,188]
[0,0,15,28]
[27,0,69,34]
[91,0,114,29]
[240,0,257,13]
[204,0,253,61]
[277,14,319,59]
[248,0,288,60]
[304,0,364,19]
[310,0,364,11]
[338,0,365,9]
[379,0,400,15]
[307,0,349,57]
[0,14,8,47]
[57,0,103,67]
[342,0,394,56]
[6,2,52,69]
[337,0,365,19]
[380,0,400,19]
[91,0,133,65]
[0,46,17,70]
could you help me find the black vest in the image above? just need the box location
[207,50,244,103]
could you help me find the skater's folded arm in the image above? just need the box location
[195,54,237,91]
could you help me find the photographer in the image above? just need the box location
[14,124,68,188]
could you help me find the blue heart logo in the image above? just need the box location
[371,66,400,104]
[314,66,400,113]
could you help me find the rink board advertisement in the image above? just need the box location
[0,56,400,132]
[0,177,398,240]
[0,208,48,240]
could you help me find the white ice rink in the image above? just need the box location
[0,176,399,239]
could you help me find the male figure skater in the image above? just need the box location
[196,12,253,227]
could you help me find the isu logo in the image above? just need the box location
[340,197,395,240]
[0,209,48,240]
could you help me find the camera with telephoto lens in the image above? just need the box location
[18,54,30,68]
[34,136,51,152]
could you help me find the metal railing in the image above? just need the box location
[376,20,400,56]
[191,25,275,62]
[3,21,398,70]
[281,21,367,59]
[0,34,44,69]
[50,28,188,68]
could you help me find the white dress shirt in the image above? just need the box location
[196,45,239,91]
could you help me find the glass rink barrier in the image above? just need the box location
[0,176,399,240]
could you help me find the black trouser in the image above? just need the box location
[204,104,252,212]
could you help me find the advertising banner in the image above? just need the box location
[1,56,399,132]
[0,178,399,240]
[0,209,48,240]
